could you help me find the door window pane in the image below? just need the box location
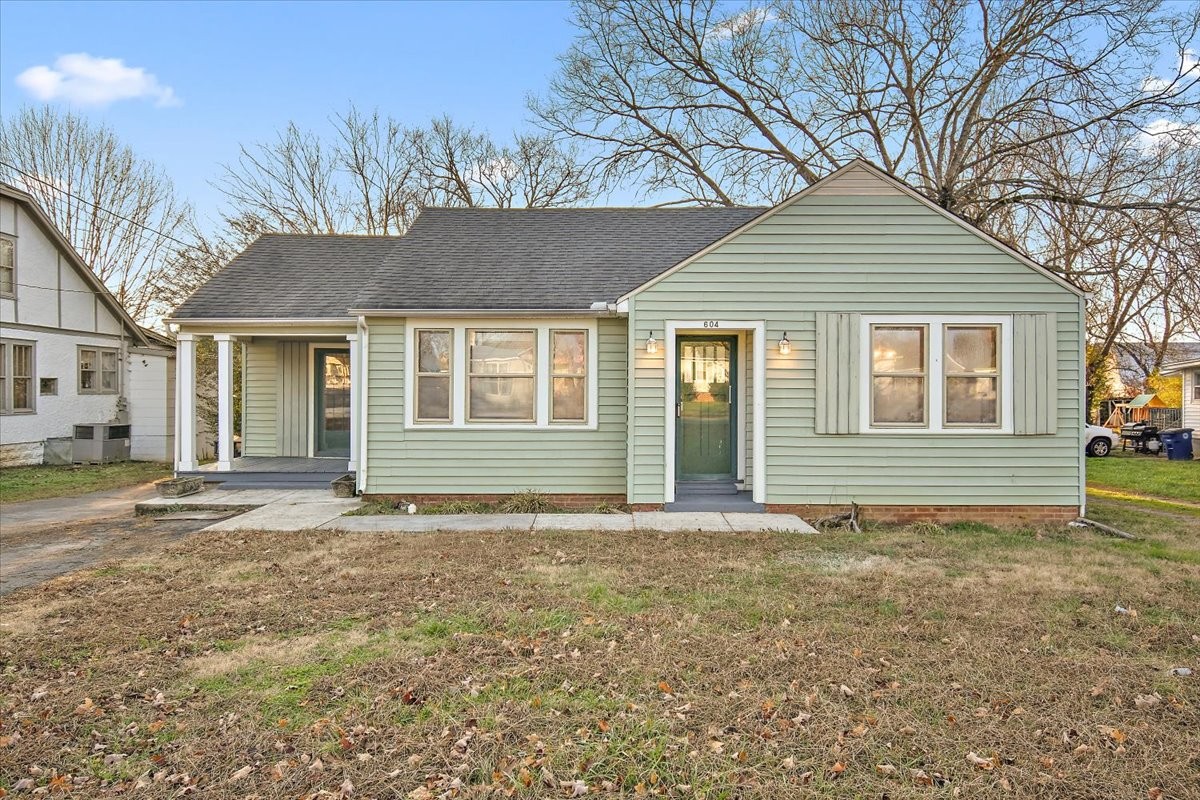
[551,330,587,422]
[468,330,535,421]
[944,325,1000,426]
[870,326,926,426]
[415,330,452,421]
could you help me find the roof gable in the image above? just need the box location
[1,183,153,345]
[619,160,1085,302]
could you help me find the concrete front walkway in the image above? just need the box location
[328,511,816,533]
[136,489,817,533]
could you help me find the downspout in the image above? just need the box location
[1079,293,1088,519]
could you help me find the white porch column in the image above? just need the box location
[214,334,236,471]
[175,333,197,472]
[347,332,361,473]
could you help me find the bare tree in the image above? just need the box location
[0,106,191,322]
[534,0,1200,390]
[535,0,1200,214]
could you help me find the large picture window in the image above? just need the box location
[406,321,597,429]
[468,330,536,422]
[870,325,926,426]
[0,340,35,414]
[551,330,587,422]
[864,316,1010,433]
[79,346,119,394]
[415,329,452,422]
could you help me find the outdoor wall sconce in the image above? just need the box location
[778,332,791,355]
[646,331,659,354]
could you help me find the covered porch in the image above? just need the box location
[173,323,363,490]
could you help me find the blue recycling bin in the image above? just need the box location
[1158,428,1194,461]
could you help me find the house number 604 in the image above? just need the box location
[703,320,720,328]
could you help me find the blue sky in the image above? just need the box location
[0,0,578,226]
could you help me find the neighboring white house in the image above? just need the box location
[0,183,176,467]
[1162,357,1200,458]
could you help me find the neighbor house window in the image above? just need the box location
[944,325,1000,427]
[468,330,536,421]
[0,236,14,297]
[79,346,119,394]
[1193,371,1200,402]
[870,325,927,426]
[0,340,35,413]
[415,329,452,422]
[551,330,587,423]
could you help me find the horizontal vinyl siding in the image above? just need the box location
[242,340,278,456]
[366,317,628,495]
[630,188,1082,507]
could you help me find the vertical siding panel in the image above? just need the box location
[242,339,278,456]
[275,341,309,456]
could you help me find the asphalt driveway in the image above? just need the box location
[0,483,213,595]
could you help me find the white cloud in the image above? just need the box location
[15,53,180,108]
[1140,48,1200,94]
[709,6,776,40]
[1133,118,1200,152]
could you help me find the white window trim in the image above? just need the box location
[859,315,1013,435]
[404,318,599,430]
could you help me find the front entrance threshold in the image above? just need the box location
[665,481,764,512]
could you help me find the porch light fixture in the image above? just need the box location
[646,331,659,354]
[778,332,791,355]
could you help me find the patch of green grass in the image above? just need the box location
[0,462,171,504]
[1087,452,1200,503]
[505,607,579,636]
[583,583,655,614]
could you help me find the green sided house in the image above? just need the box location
[168,160,1086,523]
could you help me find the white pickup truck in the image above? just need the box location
[1085,424,1118,457]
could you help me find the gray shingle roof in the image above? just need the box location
[171,207,765,319]
[172,234,400,319]
[356,207,764,311]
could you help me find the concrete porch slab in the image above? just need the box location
[324,514,536,533]
[533,513,634,532]
[633,512,733,532]
[136,488,305,513]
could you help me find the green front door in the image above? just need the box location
[676,336,737,481]
[314,348,351,458]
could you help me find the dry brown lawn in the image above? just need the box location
[1,497,1197,798]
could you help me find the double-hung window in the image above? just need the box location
[79,346,119,394]
[415,329,452,422]
[1193,370,1200,402]
[551,330,587,423]
[869,325,927,426]
[866,317,1007,432]
[408,322,596,428]
[943,325,1000,426]
[0,339,35,414]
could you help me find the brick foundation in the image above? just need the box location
[764,504,1079,526]
[364,493,628,510]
